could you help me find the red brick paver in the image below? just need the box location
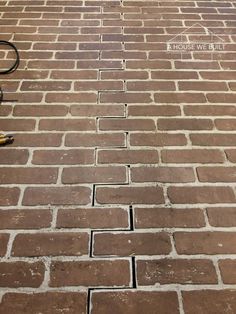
[0,0,236,313]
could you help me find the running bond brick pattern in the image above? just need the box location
[0,0,236,313]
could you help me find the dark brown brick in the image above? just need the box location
[135,207,205,228]
[93,232,171,256]
[98,149,159,164]
[14,105,68,116]
[0,167,58,184]
[168,186,235,204]
[70,104,124,117]
[65,133,125,147]
[23,186,91,205]
[0,261,45,287]
[57,207,128,229]
[0,209,52,229]
[137,259,217,285]
[99,118,156,131]
[91,291,179,314]
[175,232,236,254]
[12,232,89,257]
[131,166,195,183]
[207,207,236,227]
[96,186,165,205]
[161,149,224,163]
[50,260,130,287]
[32,149,94,165]
[183,290,236,314]
[0,234,9,257]
[130,133,187,147]
[219,259,236,284]
[0,149,29,164]
[39,118,96,131]
[62,166,127,184]
[0,292,87,314]
[0,188,20,206]
[197,167,236,182]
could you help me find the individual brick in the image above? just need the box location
[13,105,68,116]
[225,149,236,162]
[219,259,236,284]
[184,105,236,116]
[137,259,217,285]
[20,81,71,91]
[197,167,236,182]
[11,133,63,147]
[0,261,45,287]
[0,149,29,164]
[175,232,236,254]
[178,81,228,91]
[183,290,236,314]
[130,133,187,146]
[74,80,124,91]
[0,292,87,314]
[157,118,213,130]
[190,133,236,146]
[50,260,131,287]
[207,93,236,103]
[127,81,175,91]
[0,119,35,131]
[128,105,181,116]
[0,167,58,184]
[65,133,125,147]
[96,186,165,205]
[0,188,20,206]
[168,186,235,204]
[99,118,156,131]
[131,166,195,183]
[126,60,171,69]
[32,149,95,165]
[45,93,97,103]
[100,92,152,103]
[62,166,127,184]
[98,149,159,164]
[70,104,124,117]
[135,207,205,228]
[0,209,52,229]
[39,118,96,131]
[207,207,236,227]
[161,149,224,163]
[57,207,129,229]
[215,119,236,130]
[0,234,9,256]
[12,232,89,257]
[154,92,206,103]
[91,291,179,314]
[22,186,91,206]
[93,232,171,256]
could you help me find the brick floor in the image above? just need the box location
[0,0,236,313]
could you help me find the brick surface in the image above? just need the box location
[93,232,171,256]
[137,259,217,285]
[0,261,45,287]
[183,290,236,314]
[91,291,179,314]
[12,232,89,257]
[1,0,236,312]
[0,292,87,314]
[0,209,52,229]
[50,260,131,287]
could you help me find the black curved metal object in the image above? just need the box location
[0,40,20,74]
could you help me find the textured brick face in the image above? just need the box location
[1,0,236,312]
